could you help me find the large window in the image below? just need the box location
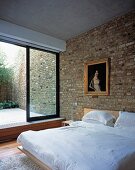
[0,41,26,125]
[27,47,59,121]
[0,40,59,125]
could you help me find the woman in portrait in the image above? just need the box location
[89,70,101,91]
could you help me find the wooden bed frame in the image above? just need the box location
[17,108,119,169]
[83,108,119,118]
[75,108,119,120]
[18,146,52,170]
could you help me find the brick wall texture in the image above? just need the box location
[30,49,56,115]
[11,49,26,109]
[0,47,26,109]
[60,10,135,120]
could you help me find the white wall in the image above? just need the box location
[0,19,66,52]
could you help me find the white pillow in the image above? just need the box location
[82,110,115,126]
[115,111,135,128]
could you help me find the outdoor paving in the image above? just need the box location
[0,108,43,128]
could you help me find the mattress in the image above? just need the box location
[17,121,135,170]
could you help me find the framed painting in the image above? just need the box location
[84,58,109,96]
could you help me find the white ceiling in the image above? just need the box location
[0,0,134,40]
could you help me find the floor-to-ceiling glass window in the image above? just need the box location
[0,41,26,126]
[27,47,59,121]
[0,40,59,126]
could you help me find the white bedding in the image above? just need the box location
[17,121,135,170]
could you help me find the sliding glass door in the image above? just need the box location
[0,40,59,124]
[27,47,59,121]
[0,41,26,126]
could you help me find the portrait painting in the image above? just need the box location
[84,58,109,96]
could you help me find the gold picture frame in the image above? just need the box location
[84,58,109,96]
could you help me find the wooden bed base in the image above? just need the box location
[76,108,119,120]
[18,146,52,170]
[83,108,119,118]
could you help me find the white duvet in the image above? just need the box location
[17,121,135,170]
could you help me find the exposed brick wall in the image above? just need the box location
[11,49,26,109]
[0,47,26,108]
[60,10,135,120]
[30,49,56,115]
[0,84,11,101]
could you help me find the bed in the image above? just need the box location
[17,109,135,170]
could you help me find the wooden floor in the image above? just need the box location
[0,140,22,159]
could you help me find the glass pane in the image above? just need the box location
[0,41,26,126]
[30,48,56,118]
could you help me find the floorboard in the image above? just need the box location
[0,140,22,158]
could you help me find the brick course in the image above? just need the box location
[60,10,135,120]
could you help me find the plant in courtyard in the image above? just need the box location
[0,48,13,84]
[0,101,19,109]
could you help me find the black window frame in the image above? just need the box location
[27,46,60,121]
[0,39,60,122]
